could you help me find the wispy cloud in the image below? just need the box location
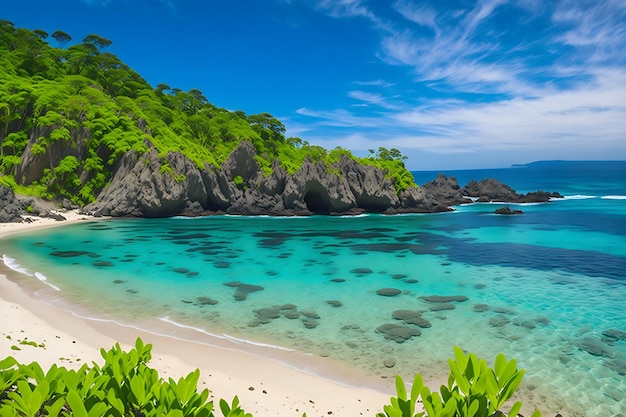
[347,90,403,110]
[393,0,438,33]
[552,0,626,64]
[293,67,626,167]
[294,0,626,167]
[353,79,395,87]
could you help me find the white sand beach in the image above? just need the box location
[0,212,395,417]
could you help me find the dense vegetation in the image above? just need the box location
[0,21,416,206]
[0,340,543,416]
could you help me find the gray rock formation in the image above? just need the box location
[84,140,452,217]
[421,174,472,206]
[0,185,66,222]
[0,185,24,222]
[463,178,562,203]
[494,206,524,215]
[3,140,564,221]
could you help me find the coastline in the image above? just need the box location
[0,213,394,417]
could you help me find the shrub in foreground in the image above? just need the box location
[377,346,543,417]
[0,338,250,417]
[1,340,543,417]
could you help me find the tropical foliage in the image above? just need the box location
[0,21,416,206]
[377,346,543,417]
[0,338,251,417]
[1,341,544,417]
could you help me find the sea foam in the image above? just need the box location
[558,195,596,200]
[2,254,33,276]
[34,272,61,291]
[159,317,294,351]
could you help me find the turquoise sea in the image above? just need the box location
[2,162,625,416]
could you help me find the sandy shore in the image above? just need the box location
[0,212,394,417]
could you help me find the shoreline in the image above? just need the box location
[0,213,395,416]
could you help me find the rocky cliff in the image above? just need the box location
[82,141,449,217]
[1,142,563,222]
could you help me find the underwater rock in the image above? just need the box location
[93,261,114,267]
[280,304,297,310]
[391,274,408,279]
[606,358,626,375]
[330,278,346,283]
[392,310,422,321]
[578,337,614,358]
[283,310,300,319]
[489,316,511,327]
[224,281,264,301]
[473,304,490,312]
[376,288,402,297]
[302,310,321,319]
[326,300,343,307]
[50,251,89,257]
[173,267,190,274]
[602,329,626,341]
[420,295,468,303]
[392,310,432,328]
[429,303,455,311]
[513,319,536,330]
[253,307,281,322]
[376,323,421,343]
[302,318,319,329]
[196,296,218,305]
[404,316,432,328]
[351,268,373,275]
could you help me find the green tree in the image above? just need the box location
[82,33,112,52]
[51,30,71,48]
[33,29,48,40]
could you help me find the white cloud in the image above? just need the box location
[393,0,438,33]
[552,0,626,64]
[353,79,395,87]
[347,90,403,110]
[297,67,626,168]
[294,1,626,168]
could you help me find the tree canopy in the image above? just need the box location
[0,24,416,205]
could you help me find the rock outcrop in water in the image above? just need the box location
[463,178,562,203]
[422,174,562,206]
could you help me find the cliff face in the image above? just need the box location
[83,141,450,217]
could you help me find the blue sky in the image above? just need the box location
[4,0,626,170]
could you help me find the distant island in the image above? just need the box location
[512,160,626,169]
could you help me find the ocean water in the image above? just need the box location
[1,162,625,416]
